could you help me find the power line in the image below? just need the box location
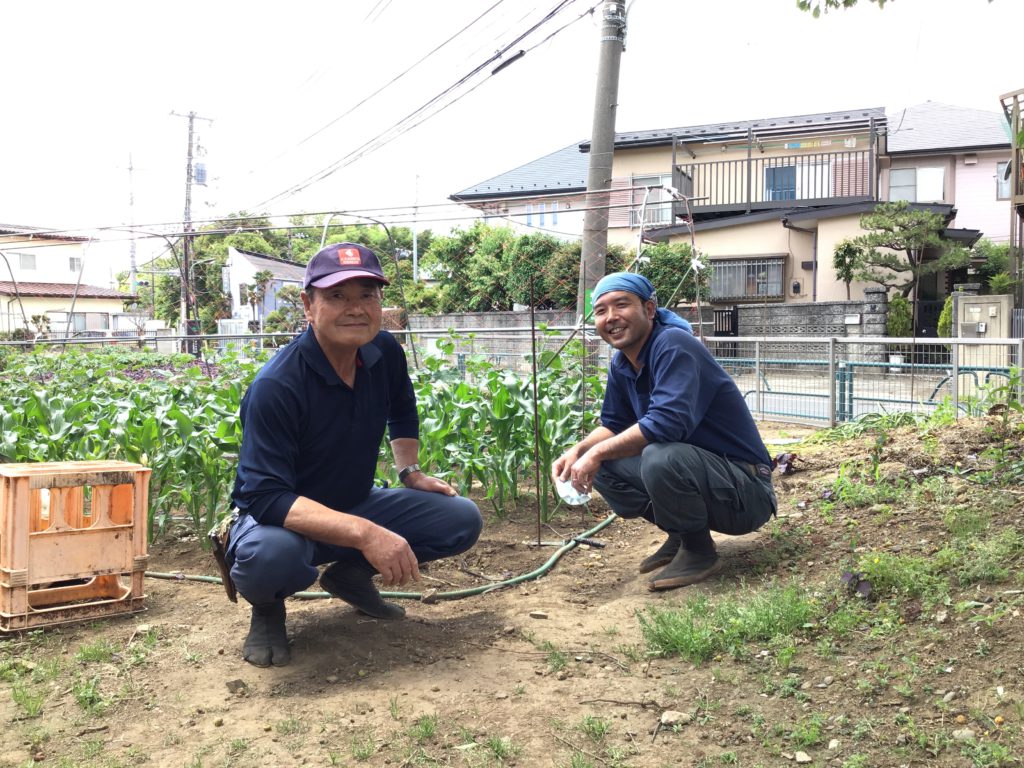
[238,1,509,181]
[249,0,589,211]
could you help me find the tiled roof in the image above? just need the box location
[0,225,88,242]
[594,106,887,150]
[234,249,306,281]
[0,281,133,299]
[451,142,588,200]
[886,102,1010,153]
[452,107,886,201]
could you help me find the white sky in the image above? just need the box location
[1,0,1019,279]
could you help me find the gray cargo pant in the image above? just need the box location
[593,442,776,536]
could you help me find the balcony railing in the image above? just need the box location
[671,149,874,217]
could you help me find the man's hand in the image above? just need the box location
[551,445,582,485]
[359,522,420,587]
[568,451,601,494]
[403,471,457,497]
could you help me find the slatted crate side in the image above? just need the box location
[0,461,151,632]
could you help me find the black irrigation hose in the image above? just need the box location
[145,513,618,601]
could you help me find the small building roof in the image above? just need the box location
[0,281,133,299]
[232,248,306,282]
[451,142,588,201]
[0,225,88,242]
[885,102,1010,154]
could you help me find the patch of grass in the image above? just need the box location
[351,731,376,761]
[227,738,250,756]
[11,683,45,717]
[950,531,1024,586]
[841,755,870,768]
[547,650,568,672]
[639,581,819,664]
[72,676,108,714]
[486,735,520,762]
[275,717,308,736]
[961,739,1017,767]
[567,753,595,768]
[389,695,401,720]
[74,638,116,664]
[409,713,438,743]
[856,551,946,602]
[789,714,826,747]
[943,505,990,538]
[577,715,610,742]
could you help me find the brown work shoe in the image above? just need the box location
[638,533,682,574]
[647,549,722,591]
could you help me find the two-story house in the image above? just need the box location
[0,226,135,337]
[452,104,1011,334]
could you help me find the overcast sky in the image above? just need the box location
[1,0,1019,276]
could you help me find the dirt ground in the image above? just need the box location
[2,420,1023,768]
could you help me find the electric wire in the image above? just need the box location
[249,0,589,211]
[247,0,509,176]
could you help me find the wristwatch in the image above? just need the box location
[398,463,421,484]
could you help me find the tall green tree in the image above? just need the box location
[845,201,970,299]
[639,242,711,306]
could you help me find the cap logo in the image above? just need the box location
[337,247,362,266]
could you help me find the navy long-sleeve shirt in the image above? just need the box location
[231,326,419,527]
[600,322,770,467]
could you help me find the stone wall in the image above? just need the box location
[736,287,888,337]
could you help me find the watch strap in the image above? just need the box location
[398,463,421,483]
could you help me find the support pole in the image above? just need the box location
[576,0,626,319]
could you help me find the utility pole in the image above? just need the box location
[128,153,137,295]
[170,110,212,339]
[576,0,627,319]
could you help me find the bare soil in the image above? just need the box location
[2,420,1023,768]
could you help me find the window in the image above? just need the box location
[631,174,673,226]
[538,203,546,227]
[69,256,82,273]
[997,161,1011,200]
[765,166,796,201]
[889,167,945,203]
[551,203,558,227]
[18,253,36,270]
[525,204,533,227]
[710,257,785,301]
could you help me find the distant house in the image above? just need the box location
[452,103,1010,335]
[882,102,1011,243]
[0,226,135,336]
[450,143,588,237]
[222,247,304,326]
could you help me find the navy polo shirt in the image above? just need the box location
[231,326,418,527]
[600,322,770,467]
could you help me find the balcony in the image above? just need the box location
[671,149,874,218]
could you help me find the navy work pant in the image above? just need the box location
[593,442,776,537]
[227,487,483,604]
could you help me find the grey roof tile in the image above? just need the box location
[451,142,588,200]
[886,102,1010,153]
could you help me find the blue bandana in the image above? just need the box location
[592,272,693,333]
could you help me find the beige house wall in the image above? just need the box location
[629,213,874,305]
[1,296,126,334]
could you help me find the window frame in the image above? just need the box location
[709,256,786,302]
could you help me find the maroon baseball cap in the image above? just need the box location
[303,242,390,289]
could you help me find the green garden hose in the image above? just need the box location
[145,513,618,601]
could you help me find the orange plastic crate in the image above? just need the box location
[0,461,151,632]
